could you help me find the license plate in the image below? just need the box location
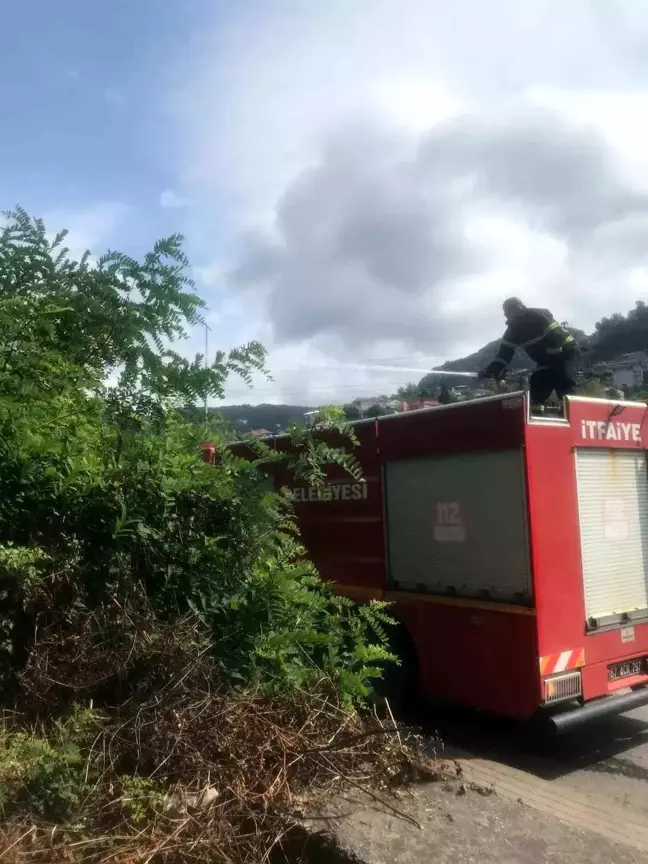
[608,658,646,681]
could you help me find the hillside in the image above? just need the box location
[216,402,313,432]
[419,302,647,394]
[438,326,589,375]
[212,302,648,422]
[436,301,648,375]
[438,339,527,373]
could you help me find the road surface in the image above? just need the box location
[426,701,648,855]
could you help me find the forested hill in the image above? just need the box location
[438,338,526,374]
[215,302,648,423]
[217,403,313,432]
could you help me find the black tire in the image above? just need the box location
[371,623,420,722]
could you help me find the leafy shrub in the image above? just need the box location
[119,776,166,827]
[0,208,395,711]
[0,207,406,860]
[0,709,100,822]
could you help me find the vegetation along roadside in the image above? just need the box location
[0,208,439,863]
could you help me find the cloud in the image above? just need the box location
[169,0,648,402]
[43,202,128,264]
[218,341,445,407]
[230,104,648,356]
[160,189,191,208]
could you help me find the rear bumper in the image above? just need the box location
[544,685,648,734]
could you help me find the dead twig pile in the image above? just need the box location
[0,614,445,863]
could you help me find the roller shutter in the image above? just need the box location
[385,450,531,603]
[575,448,648,625]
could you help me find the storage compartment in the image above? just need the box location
[385,450,531,603]
[575,448,648,628]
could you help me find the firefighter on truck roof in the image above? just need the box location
[479,297,579,410]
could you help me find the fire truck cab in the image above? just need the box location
[277,392,648,731]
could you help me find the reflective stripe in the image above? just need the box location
[539,648,585,676]
[545,334,575,355]
[520,324,573,350]
[500,339,517,349]
[553,651,574,673]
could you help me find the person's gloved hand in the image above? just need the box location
[562,342,578,362]
[479,367,506,382]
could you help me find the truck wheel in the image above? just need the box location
[372,624,420,722]
[519,709,557,754]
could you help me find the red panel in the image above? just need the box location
[525,422,584,661]
[527,397,648,702]
[221,424,387,592]
[376,397,539,717]
[568,399,648,449]
[298,493,385,589]
[378,395,526,460]
[583,659,648,697]
[272,420,378,481]
[580,627,648,700]
[389,593,540,719]
[277,422,387,592]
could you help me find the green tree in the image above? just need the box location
[0,207,393,707]
[365,403,384,418]
[394,382,421,401]
[0,207,266,405]
[438,383,454,404]
[579,379,609,399]
[343,401,363,420]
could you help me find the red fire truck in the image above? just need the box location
[213,392,648,732]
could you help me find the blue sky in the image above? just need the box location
[0,0,248,384]
[1,0,206,250]
[3,1,648,405]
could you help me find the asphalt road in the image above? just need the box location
[427,700,648,824]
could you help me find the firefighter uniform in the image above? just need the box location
[482,307,578,406]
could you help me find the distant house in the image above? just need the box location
[596,352,648,390]
[399,399,440,412]
[249,428,272,438]
[350,397,400,415]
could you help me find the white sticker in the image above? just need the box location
[434,501,466,543]
[603,498,629,540]
[621,626,635,643]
